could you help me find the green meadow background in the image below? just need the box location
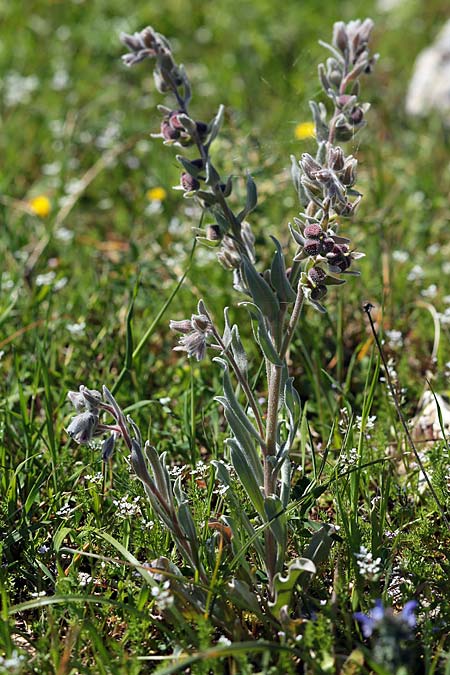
[1,0,449,672]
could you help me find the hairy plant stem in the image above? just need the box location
[280,287,304,361]
[212,328,266,444]
[264,360,284,596]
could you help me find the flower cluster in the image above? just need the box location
[290,18,377,311]
[66,386,117,458]
[169,301,216,361]
[354,545,382,578]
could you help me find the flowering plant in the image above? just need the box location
[67,18,378,637]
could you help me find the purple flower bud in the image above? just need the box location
[169,319,193,334]
[180,173,200,191]
[67,412,98,445]
[206,225,222,241]
[191,314,210,332]
[308,266,327,285]
[333,22,349,53]
[67,390,86,411]
[303,223,323,239]
[304,239,322,256]
[328,146,345,171]
[350,106,364,124]
[310,285,327,301]
[300,153,322,179]
[322,238,336,254]
[169,111,185,130]
[101,433,116,462]
[161,119,179,141]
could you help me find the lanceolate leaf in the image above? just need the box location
[228,438,265,518]
[269,557,316,615]
[264,495,287,550]
[239,301,282,366]
[237,173,258,222]
[206,103,224,148]
[270,236,296,303]
[213,357,263,447]
[242,257,280,323]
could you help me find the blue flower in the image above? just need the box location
[354,599,385,637]
[354,600,417,638]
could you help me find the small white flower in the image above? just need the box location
[407,265,424,281]
[392,250,409,263]
[56,503,73,517]
[55,227,74,242]
[54,277,68,291]
[42,161,62,176]
[217,635,231,646]
[67,321,86,336]
[385,329,403,348]
[421,284,437,298]
[0,649,26,672]
[35,271,56,286]
[354,546,382,577]
[78,572,92,587]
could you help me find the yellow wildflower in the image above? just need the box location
[146,186,167,202]
[29,195,51,218]
[294,121,315,141]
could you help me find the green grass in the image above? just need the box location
[1,0,450,673]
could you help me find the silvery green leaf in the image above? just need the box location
[270,236,296,303]
[195,190,217,206]
[177,502,198,547]
[264,495,286,549]
[237,173,258,223]
[195,236,221,248]
[221,175,233,197]
[206,104,224,148]
[315,140,327,166]
[318,39,344,63]
[230,324,248,380]
[280,457,291,508]
[214,356,263,453]
[228,438,265,518]
[205,158,221,187]
[269,557,316,615]
[318,63,331,93]
[222,307,232,348]
[177,113,197,135]
[145,442,172,505]
[158,451,173,499]
[324,274,346,286]
[217,399,263,483]
[176,155,203,178]
[130,439,152,486]
[303,525,336,566]
[173,475,186,506]
[179,64,191,105]
[239,301,282,366]
[211,462,265,559]
[289,221,305,247]
[290,155,306,205]
[284,377,301,444]
[212,208,230,233]
[228,579,264,618]
[309,101,329,142]
[241,258,280,323]
[102,386,126,425]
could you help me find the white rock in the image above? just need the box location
[406,20,450,118]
